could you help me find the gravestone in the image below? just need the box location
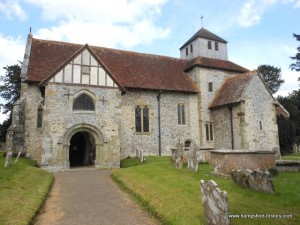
[4,150,13,167]
[298,145,300,154]
[171,141,184,169]
[187,140,198,172]
[15,151,22,163]
[200,180,230,225]
[231,169,275,194]
[135,145,144,163]
[293,143,298,154]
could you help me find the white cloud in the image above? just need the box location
[0,0,27,20]
[238,0,300,28]
[23,0,169,49]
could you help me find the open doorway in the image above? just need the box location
[69,131,95,167]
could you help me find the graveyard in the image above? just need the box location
[1,154,299,225]
[112,156,300,225]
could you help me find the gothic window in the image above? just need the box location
[135,106,149,133]
[205,123,213,141]
[177,104,186,125]
[190,44,193,53]
[208,82,213,92]
[208,41,212,50]
[215,42,219,51]
[186,47,188,56]
[73,94,95,111]
[37,103,43,128]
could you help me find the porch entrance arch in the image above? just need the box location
[63,123,104,168]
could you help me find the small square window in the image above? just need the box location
[215,42,219,51]
[208,41,212,50]
[82,66,90,74]
[208,82,213,92]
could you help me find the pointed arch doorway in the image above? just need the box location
[69,131,96,167]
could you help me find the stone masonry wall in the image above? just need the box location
[189,67,241,148]
[21,83,44,163]
[120,90,200,158]
[41,83,121,169]
[210,150,276,175]
[243,75,279,152]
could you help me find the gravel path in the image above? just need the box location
[34,168,159,225]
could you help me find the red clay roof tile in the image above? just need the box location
[26,38,199,93]
[209,71,255,109]
[185,56,249,73]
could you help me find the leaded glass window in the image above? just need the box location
[73,94,95,111]
[177,104,186,125]
[205,123,214,141]
[135,106,149,133]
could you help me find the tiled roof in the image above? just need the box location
[185,56,249,73]
[180,28,227,50]
[90,46,200,93]
[26,38,199,93]
[209,71,255,109]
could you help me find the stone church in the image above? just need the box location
[7,28,286,171]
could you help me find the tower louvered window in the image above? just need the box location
[73,94,95,111]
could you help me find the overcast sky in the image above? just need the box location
[0,0,299,121]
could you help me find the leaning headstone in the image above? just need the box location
[231,169,275,194]
[200,180,230,225]
[187,140,198,172]
[15,151,22,163]
[293,143,298,153]
[4,150,13,167]
[172,141,184,169]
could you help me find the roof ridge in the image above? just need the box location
[32,37,184,62]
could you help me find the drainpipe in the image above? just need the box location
[157,91,162,156]
[229,106,234,150]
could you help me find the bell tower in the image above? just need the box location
[179,28,228,61]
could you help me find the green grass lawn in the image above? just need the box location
[282,153,300,160]
[112,156,300,225]
[0,156,54,225]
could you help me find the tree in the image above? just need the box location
[290,33,300,77]
[0,64,21,143]
[257,64,284,95]
[277,90,300,153]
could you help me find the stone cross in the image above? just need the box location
[4,150,13,167]
[64,90,72,99]
[99,96,108,105]
[200,180,230,225]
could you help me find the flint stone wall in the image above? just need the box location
[210,150,276,175]
[200,180,230,225]
[231,169,275,193]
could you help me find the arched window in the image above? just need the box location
[184,140,191,151]
[37,102,43,128]
[73,94,95,111]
